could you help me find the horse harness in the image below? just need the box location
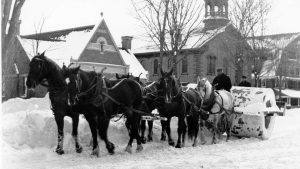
[71,73,154,119]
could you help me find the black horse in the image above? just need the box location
[157,68,202,147]
[66,67,145,155]
[116,73,159,143]
[26,52,89,155]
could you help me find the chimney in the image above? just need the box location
[121,36,133,50]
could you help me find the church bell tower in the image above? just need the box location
[203,0,230,30]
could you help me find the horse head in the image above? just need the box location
[196,77,212,100]
[158,67,181,103]
[26,52,49,89]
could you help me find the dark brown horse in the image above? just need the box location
[26,52,88,155]
[157,68,202,147]
[116,73,159,143]
[66,68,145,155]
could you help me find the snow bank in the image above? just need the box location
[1,95,300,169]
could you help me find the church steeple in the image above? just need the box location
[203,0,229,30]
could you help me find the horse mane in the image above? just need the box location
[200,79,216,111]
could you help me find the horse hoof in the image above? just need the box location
[192,143,198,147]
[147,136,153,142]
[55,147,64,155]
[175,144,182,148]
[136,145,143,152]
[141,137,147,144]
[168,140,175,146]
[161,135,166,141]
[91,147,99,157]
[107,143,115,155]
[201,141,207,145]
[76,145,83,153]
[125,145,132,154]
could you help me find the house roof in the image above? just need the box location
[19,25,94,66]
[19,18,148,79]
[133,23,232,55]
[258,33,300,78]
[119,48,148,79]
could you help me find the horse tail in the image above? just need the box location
[187,113,199,140]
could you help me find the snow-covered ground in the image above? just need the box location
[1,95,300,169]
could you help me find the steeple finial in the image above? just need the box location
[100,12,103,17]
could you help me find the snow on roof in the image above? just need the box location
[133,23,229,54]
[249,33,300,50]
[19,28,93,66]
[258,50,282,78]
[274,88,300,98]
[258,33,300,78]
[119,48,148,80]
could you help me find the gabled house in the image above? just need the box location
[10,15,148,99]
[256,33,300,107]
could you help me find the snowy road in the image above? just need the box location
[1,97,300,169]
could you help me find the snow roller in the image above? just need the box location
[231,86,285,140]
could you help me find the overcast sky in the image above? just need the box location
[20,0,300,48]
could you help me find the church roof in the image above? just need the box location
[133,22,231,54]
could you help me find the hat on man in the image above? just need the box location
[217,68,223,73]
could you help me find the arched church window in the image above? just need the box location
[182,55,188,74]
[207,55,216,75]
[153,59,159,75]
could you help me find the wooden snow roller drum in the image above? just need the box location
[231,86,284,140]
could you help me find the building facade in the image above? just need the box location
[134,0,251,85]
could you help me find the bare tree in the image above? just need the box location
[228,0,271,84]
[2,0,26,73]
[131,0,203,76]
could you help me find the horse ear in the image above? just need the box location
[116,73,120,79]
[40,51,45,57]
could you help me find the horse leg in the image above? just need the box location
[147,120,153,142]
[212,114,220,144]
[160,120,167,141]
[140,120,147,144]
[226,113,234,141]
[98,117,115,155]
[85,113,99,157]
[71,113,83,153]
[166,118,175,146]
[135,116,143,152]
[199,119,207,145]
[125,114,134,153]
[54,113,65,155]
[175,117,186,148]
[192,116,200,147]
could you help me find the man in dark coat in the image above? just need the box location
[238,75,251,87]
[212,68,232,92]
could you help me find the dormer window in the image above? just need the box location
[96,37,107,54]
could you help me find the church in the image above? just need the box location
[133,0,251,85]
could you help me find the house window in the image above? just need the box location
[96,37,107,54]
[100,41,104,53]
[153,59,159,75]
[296,67,300,76]
[207,55,216,75]
[289,67,295,75]
[182,56,188,74]
[223,58,229,75]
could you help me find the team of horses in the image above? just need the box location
[26,52,234,157]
